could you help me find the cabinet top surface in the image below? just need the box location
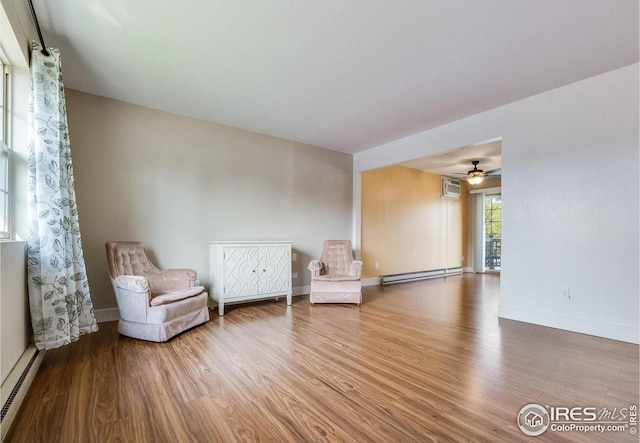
[208,241,293,245]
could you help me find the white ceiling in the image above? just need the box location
[401,140,501,177]
[35,0,638,154]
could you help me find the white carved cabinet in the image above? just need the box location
[209,241,292,315]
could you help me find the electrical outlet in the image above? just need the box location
[560,287,570,299]
[292,272,298,279]
[291,253,297,262]
[375,262,379,270]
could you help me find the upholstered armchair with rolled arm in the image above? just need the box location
[106,241,209,342]
[308,240,363,304]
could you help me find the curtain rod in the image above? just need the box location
[26,0,50,57]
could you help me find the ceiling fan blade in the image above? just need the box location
[486,168,502,178]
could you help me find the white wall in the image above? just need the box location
[354,64,639,343]
[0,241,29,384]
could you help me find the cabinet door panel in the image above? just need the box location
[258,246,290,294]
[224,247,259,298]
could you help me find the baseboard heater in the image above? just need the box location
[381,267,463,285]
[1,348,42,441]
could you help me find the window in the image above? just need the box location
[0,61,10,238]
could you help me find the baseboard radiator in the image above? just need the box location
[381,267,463,285]
[0,347,43,441]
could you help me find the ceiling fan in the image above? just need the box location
[453,160,501,185]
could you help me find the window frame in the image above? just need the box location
[0,60,11,239]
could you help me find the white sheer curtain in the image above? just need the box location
[27,42,97,350]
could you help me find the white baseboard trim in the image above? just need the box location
[1,347,44,441]
[498,304,639,344]
[94,308,120,323]
[362,277,381,287]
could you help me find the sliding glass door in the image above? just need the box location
[470,190,502,273]
[484,193,501,271]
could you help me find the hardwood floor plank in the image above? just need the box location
[7,274,638,442]
[90,347,120,426]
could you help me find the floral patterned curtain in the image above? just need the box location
[27,42,97,350]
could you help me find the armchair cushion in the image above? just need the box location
[150,285,205,306]
[321,240,354,275]
[111,243,154,276]
[147,292,209,324]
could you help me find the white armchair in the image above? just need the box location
[308,240,363,304]
[106,241,209,342]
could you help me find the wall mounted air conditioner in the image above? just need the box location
[442,176,461,199]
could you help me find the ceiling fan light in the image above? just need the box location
[468,176,484,185]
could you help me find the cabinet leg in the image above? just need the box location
[218,302,224,316]
[287,291,292,306]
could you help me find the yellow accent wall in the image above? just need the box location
[469,177,501,190]
[361,165,468,278]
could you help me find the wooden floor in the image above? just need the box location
[7,274,639,442]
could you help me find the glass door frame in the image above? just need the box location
[469,186,502,273]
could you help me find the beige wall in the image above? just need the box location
[361,165,468,278]
[65,90,353,310]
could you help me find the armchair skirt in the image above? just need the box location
[118,292,209,342]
